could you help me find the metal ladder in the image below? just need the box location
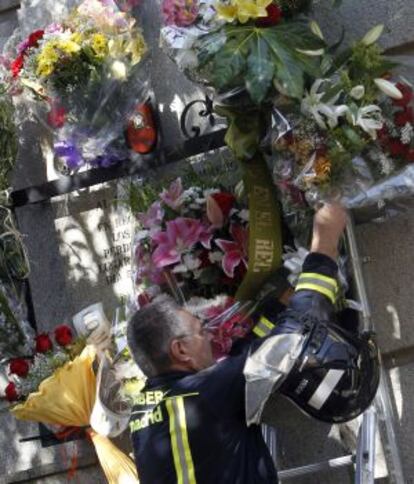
[263,217,406,483]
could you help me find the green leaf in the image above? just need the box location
[207,22,325,103]
[245,36,274,104]
[212,39,246,89]
[196,31,227,66]
[326,47,352,76]
[260,23,323,98]
[342,125,366,150]
[320,83,343,103]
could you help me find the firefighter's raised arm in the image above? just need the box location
[310,203,348,261]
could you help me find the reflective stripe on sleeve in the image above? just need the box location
[166,397,197,484]
[253,316,275,338]
[295,272,338,304]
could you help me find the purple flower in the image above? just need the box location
[152,217,208,268]
[54,140,83,170]
[160,178,183,210]
[138,201,164,229]
[215,224,248,278]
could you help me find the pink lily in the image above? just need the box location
[215,224,249,278]
[135,245,165,285]
[138,201,164,229]
[152,217,209,268]
[160,178,183,210]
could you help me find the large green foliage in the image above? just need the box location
[198,21,324,104]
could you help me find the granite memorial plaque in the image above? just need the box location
[53,181,135,320]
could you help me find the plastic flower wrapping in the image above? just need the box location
[159,0,324,103]
[270,25,414,220]
[5,0,150,171]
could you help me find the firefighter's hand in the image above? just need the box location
[310,203,347,260]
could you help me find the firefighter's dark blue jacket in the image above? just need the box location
[130,253,338,484]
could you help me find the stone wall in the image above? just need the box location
[1,0,414,482]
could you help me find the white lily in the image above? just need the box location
[350,105,384,139]
[301,79,348,129]
[350,85,365,100]
[361,24,384,46]
[374,78,403,99]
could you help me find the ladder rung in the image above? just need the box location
[278,455,354,480]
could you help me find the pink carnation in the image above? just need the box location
[161,0,199,27]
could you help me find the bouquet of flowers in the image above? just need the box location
[134,177,249,301]
[3,324,85,403]
[133,177,258,356]
[7,0,149,171]
[4,323,139,483]
[271,24,414,212]
[159,0,324,103]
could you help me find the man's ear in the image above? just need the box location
[170,339,191,364]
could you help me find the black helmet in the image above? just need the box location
[277,313,380,423]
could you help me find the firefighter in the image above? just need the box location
[127,203,379,483]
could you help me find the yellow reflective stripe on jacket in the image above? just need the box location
[166,397,197,484]
[295,272,338,304]
[253,315,275,338]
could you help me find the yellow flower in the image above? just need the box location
[36,43,59,77]
[91,33,108,58]
[107,37,125,59]
[70,32,83,45]
[312,154,331,184]
[215,0,272,24]
[36,62,54,77]
[57,39,81,55]
[125,33,147,66]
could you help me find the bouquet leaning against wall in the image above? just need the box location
[4,323,139,483]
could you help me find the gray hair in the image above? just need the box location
[127,295,190,377]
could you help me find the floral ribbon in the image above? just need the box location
[236,155,282,301]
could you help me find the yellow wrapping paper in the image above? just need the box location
[12,346,139,484]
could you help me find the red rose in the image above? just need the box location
[47,102,66,128]
[388,139,409,157]
[256,4,283,27]
[11,54,24,78]
[5,382,18,402]
[54,325,73,347]
[27,30,44,48]
[35,333,53,353]
[9,358,29,378]
[211,192,236,219]
[405,149,414,163]
[394,108,413,127]
[393,83,413,108]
